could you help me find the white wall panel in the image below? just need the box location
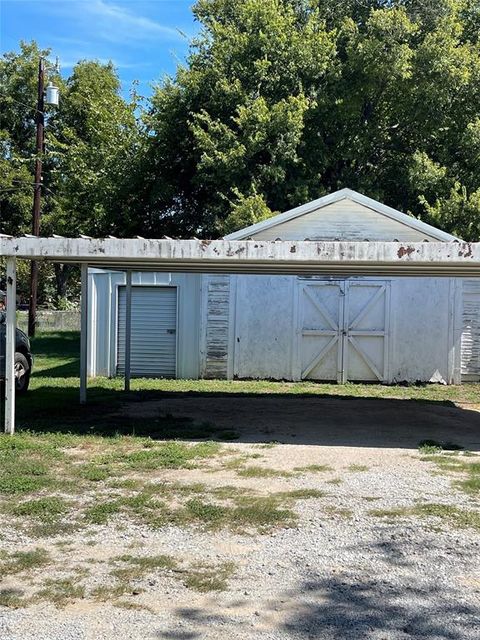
[233,275,295,380]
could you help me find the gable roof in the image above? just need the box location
[224,188,458,242]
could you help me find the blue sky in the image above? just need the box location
[1,0,199,98]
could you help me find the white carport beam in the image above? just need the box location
[79,263,88,404]
[2,238,480,277]
[124,270,132,392]
[4,257,16,434]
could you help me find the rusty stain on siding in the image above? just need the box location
[397,246,415,258]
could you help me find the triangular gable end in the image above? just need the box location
[224,189,459,242]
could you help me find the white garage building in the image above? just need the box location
[87,189,480,384]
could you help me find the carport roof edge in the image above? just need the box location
[1,237,480,276]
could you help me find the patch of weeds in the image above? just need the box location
[324,506,353,519]
[421,453,480,496]
[77,464,110,482]
[37,578,85,606]
[0,588,27,608]
[107,478,140,490]
[95,554,176,601]
[91,583,132,601]
[362,496,380,502]
[184,499,228,525]
[167,482,206,496]
[455,475,480,495]
[0,458,52,495]
[326,477,343,485]
[111,554,177,581]
[418,439,463,454]
[26,521,80,539]
[183,496,296,533]
[276,489,325,499]
[236,466,293,478]
[230,496,297,532]
[102,441,221,471]
[255,442,279,449]
[113,600,153,612]
[347,464,369,472]
[11,497,68,521]
[182,561,236,593]
[84,491,166,527]
[294,464,333,474]
[369,503,480,532]
[211,485,250,499]
[84,500,122,525]
[220,456,249,471]
[0,548,50,576]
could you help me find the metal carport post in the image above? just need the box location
[4,257,16,434]
[79,263,88,404]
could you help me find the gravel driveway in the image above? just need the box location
[1,395,479,639]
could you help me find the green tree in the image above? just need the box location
[0,42,141,302]
[139,0,479,238]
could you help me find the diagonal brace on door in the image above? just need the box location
[303,285,339,331]
[302,334,339,378]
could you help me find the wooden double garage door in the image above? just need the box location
[299,280,390,383]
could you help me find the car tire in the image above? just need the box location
[15,352,30,394]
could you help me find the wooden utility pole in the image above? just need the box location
[28,58,45,337]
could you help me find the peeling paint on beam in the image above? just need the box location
[1,238,480,277]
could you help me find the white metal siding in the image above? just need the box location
[117,286,177,378]
[461,280,480,381]
[248,200,438,242]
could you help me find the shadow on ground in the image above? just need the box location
[156,541,480,639]
[14,331,480,449]
[13,385,480,450]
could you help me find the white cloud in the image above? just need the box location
[57,0,183,44]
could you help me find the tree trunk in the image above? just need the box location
[54,263,72,302]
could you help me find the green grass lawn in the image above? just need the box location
[6,330,477,437]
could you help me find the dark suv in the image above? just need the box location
[0,311,33,393]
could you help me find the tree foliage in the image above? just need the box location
[0,42,140,302]
[137,0,480,238]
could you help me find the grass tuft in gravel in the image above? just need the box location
[11,497,69,520]
[324,505,353,518]
[183,495,297,532]
[418,439,463,454]
[110,554,177,581]
[0,548,51,575]
[36,577,86,606]
[276,489,325,499]
[369,503,480,531]
[182,561,236,592]
[420,452,480,496]
[77,464,111,482]
[0,588,28,608]
[100,441,221,471]
[326,477,343,485]
[236,466,293,478]
[294,464,333,473]
[347,464,369,472]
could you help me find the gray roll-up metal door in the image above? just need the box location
[117,286,177,378]
[461,280,480,381]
